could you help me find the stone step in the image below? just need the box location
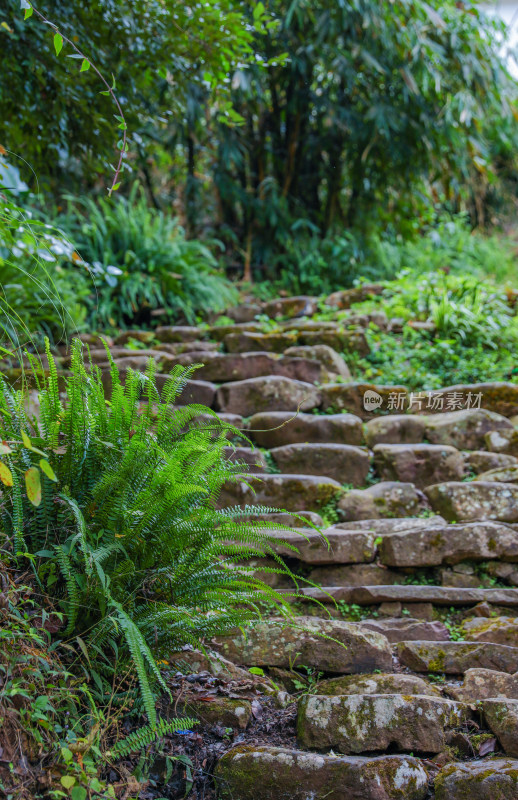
[378,521,518,567]
[426,481,518,523]
[365,407,513,450]
[465,450,518,474]
[435,759,518,800]
[338,482,424,521]
[284,344,351,379]
[307,563,400,586]
[265,526,377,565]
[335,516,447,533]
[314,672,442,697]
[208,322,264,340]
[218,473,342,512]
[298,328,369,355]
[358,617,449,643]
[460,616,518,646]
[224,330,299,353]
[446,667,518,701]
[211,616,393,673]
[262,295,318,319]
[373,443,465,488]
[297,693,470,754]
[215,747,429,800]
[321,383,408,419]
[398,639,518,673]
[247,411,364,448]
[300,584,518,607]
[178,351,327,384]
[216,376,321,416]
[408,382,518,418]
[269,443,370,485]
[475,465,518,484]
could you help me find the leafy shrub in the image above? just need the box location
[382,271,516,349]
[270,214,516,296]
[0,198,89,346]
[55,185,238,328]
[0,343,298,727]
[0,581,119,799]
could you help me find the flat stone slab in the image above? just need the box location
[321,383,408,419]
[335,516,447,534]
[446,668,518,702]
[215,747,429,800]
[398,640,518,674]
[285,344,351,379]
[465,451,518,474]
[338,482,423,521]
[314,672,442,697]
[185,352,325,384]
[247,411,364,448]
[270,443,370,486]
[461,616,518,646]
[426,481,518,523]
[365,415,426,448]
[297,693,469,754]
[409,382,518,418]
[379,521,518,567]
[263,295,318,319]
[223,330,299,353]
[211,616,392,673]
[301,585,518,607]
[216,376,321,416]
[373,443,464,489]
[359,617,449,643]
[308,563,400,586]
[435,759,518,800]
[423,408,513,450]
[267,527,376,564]
[218,473,342,511]
[154,325,202,343]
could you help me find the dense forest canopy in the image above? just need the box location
[1,0,517,279]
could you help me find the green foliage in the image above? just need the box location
[213,0,517,273]
[0,0,266,191]
[347,263,518,390]
[266,213,518,296]
[0,342,300,728]
[54,185,238,327]
[0,582,115,799]
[108,716,197,759]
[0,197,88,346]
[382,270,516,348]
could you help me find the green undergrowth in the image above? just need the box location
[0,341,309,798]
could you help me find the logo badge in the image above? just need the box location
[363,390,382,411]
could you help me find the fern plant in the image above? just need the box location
[53,184,238,327]
[0,340,304,728]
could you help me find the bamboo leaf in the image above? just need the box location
[53,32,63,56]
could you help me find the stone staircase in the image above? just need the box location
[67,288,518,797]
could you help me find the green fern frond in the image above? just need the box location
[108,716,198,759]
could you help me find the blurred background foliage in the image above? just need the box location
[0,0,516,334]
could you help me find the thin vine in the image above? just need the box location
[20,0,127,195]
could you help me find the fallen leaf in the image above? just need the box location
[478,737,497,756]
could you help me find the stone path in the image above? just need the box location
[71,288,518,798]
